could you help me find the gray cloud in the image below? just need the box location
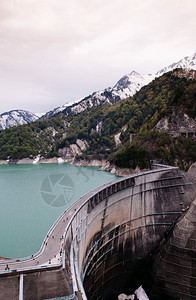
[0,0,195,114]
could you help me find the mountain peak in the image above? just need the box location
[37,52,196,122]
[129,70,141,76]
[1,52,195,130]
[0,109,39,131]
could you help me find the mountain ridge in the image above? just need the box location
[1,52,195,130]
[0,68,195,170]
[40,52,196,119]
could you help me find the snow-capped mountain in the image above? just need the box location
[67,72,154,115]
[0,110,39,131]
[1,52,195,129]
[40,52,195,119]
[40,100,78,120]
[40,89,122,119]
[112,71,154,98]
[155,52,196,77]
[40,72,154,119]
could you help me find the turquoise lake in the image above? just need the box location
[0,163,118,259]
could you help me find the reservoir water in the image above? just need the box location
[0,163,118,259]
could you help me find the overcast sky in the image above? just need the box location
[0,0,195,114]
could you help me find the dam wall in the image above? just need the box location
[148,163,196,300]
[64,165,190,299]
[0,164,194,300]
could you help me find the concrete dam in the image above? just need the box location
[0,163,195,300]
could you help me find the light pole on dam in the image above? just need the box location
[0,163,195,300]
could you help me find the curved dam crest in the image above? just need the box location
[0,163,195,300]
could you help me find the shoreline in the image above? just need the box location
[0,157,145,177]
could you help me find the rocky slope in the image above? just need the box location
[156,110,196,137]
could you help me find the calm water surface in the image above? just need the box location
[0,163,118,259]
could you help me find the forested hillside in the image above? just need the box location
[0,69,195,170]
